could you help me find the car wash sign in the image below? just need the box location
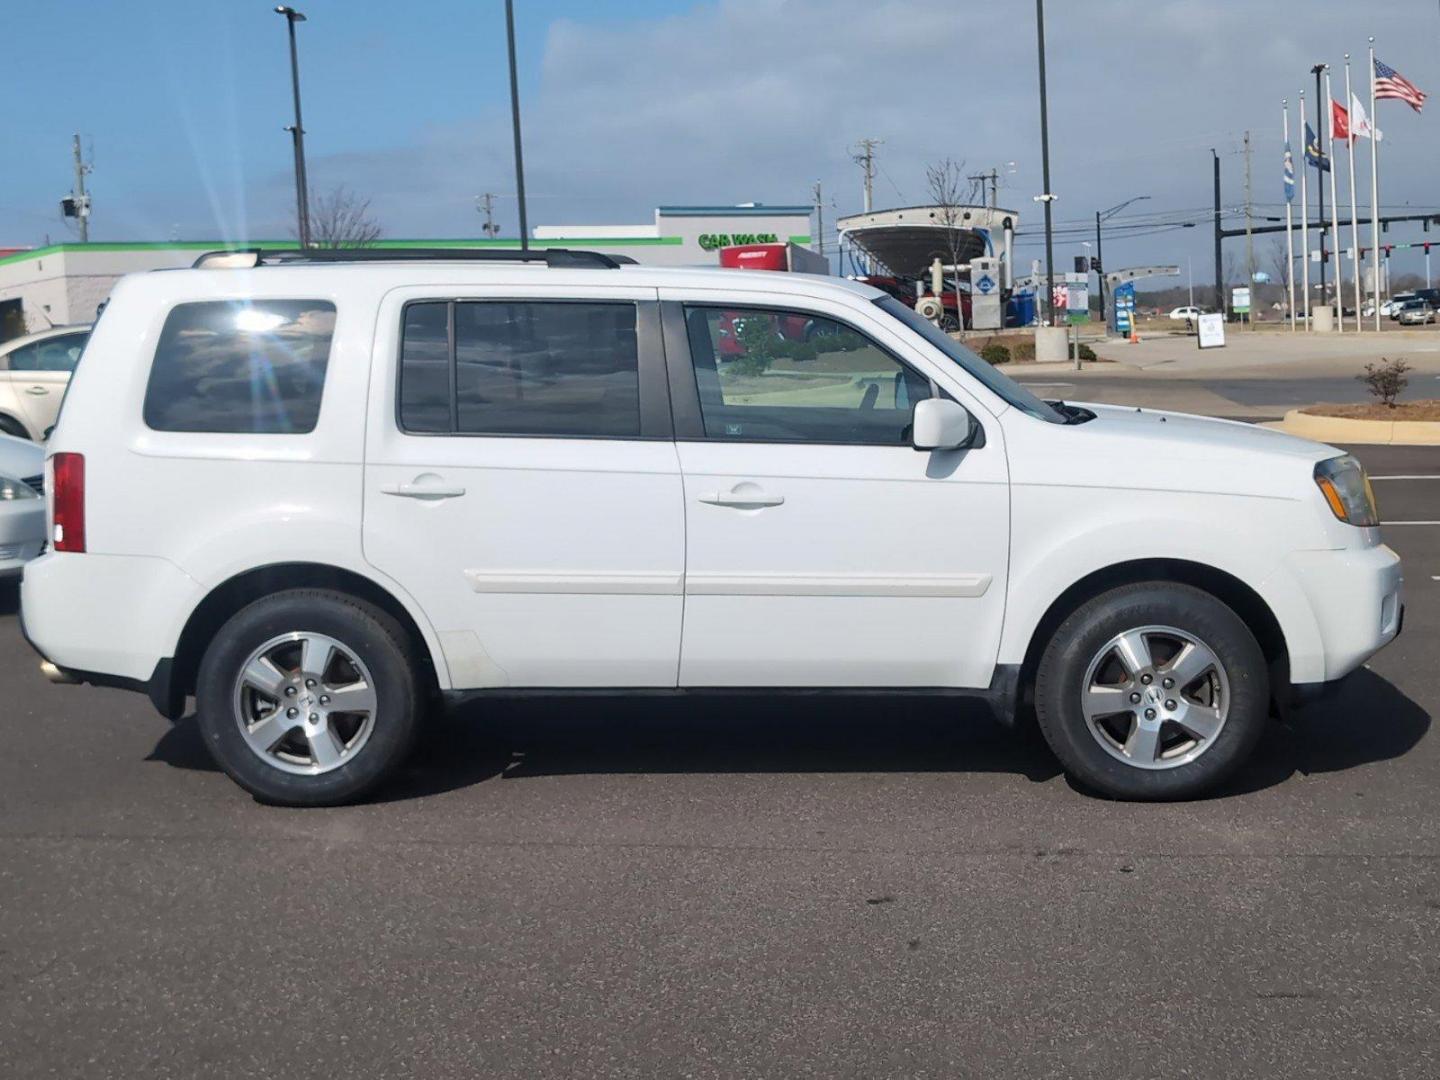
[698,233,779,251]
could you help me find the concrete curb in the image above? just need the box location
[1262,408,1440,446]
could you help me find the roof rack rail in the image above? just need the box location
[190,247,627,270]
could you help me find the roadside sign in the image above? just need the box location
[1197,312,1226,349]
[1231,286,1251,314]
[1113,281,1136,335]
[1066,272,1090,323]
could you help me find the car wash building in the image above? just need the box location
[0,204,817,340]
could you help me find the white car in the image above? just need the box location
[1382,293,1416,320]
[0,432,45,577]
[0,325,92,441]
[1168,305,1205,322]
[21,249,1403,805]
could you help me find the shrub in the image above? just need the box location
[980,343,1010,365]
[1076,343,1098,362]
[1358,356,1412,408]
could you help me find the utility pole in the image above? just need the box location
[1094,211,1105,327]
[69,134,92,243]
[504,0,529,251]
[275,6,311,249]
[1244,130,1254,328]
[1035,0,1057,326]
[852,138,880,213]
[968,168,1000,207]
[812,180,825,257]
[477,193,498,238]
[1212,148,1224,314]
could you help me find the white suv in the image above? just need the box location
[21,249,1403,805]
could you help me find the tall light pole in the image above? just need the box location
[1095,194,1149,330]
[505,0,529,251]
[1310,62,1330,307]
[275,6,311,249]
[1034,0,1056,325]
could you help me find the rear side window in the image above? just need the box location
[143,300,336,433]
[398,300,640,438]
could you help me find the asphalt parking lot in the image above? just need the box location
[2,445,1437,1079]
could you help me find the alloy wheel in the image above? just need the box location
[231,632,378,775]
[1079,624,1230,770]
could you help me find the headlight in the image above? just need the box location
[1314,455,1378,527]
[0,473,39,501]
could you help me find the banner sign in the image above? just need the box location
[1197,312,1226,349]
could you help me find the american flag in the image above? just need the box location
[1374,57,1427,113]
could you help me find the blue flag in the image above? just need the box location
[1304,122,1330,173]
[1283,141,1295,202]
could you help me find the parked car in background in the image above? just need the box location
[0,325,92,440]
[0,432,44,577]
[1383,292,1417,319]
[1397,299,1436,325]
[23,249,1403,806]
[1168,305,1205,323]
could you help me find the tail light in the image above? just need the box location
[51,452,85,552]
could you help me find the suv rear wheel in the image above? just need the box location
[1034,582,1268,800]
[195,589,423,806]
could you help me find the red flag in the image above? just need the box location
[1330,98,1351,142]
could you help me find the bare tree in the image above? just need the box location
[924,158,970,333]
[305,185,383,249]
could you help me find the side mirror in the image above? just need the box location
[911,398,975,451]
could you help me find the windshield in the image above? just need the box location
[873,297,1065,423]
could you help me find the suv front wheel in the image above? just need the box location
[1034,582,1269,800]
[195,589,423,806]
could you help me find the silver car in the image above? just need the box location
[0,432,44,577]
[1397,300,1436,326]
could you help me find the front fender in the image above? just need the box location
[997,490,1328,683]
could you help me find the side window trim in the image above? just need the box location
[394,297,672,441]
[658,299,940,446]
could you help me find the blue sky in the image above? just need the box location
[4,0,1439,284]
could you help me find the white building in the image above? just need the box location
[0,203,816,337]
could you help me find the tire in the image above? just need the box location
[195,588,424,806]
[0,415,30,440]
[1034,582,1268,800]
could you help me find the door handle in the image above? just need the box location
[380,481,466,500]
[698,491,785,508]
[24,386,49,396]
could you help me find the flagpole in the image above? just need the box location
[1300,88,1311,327]
[1345,54,1363,330]
[1284,98,1296,331]
[1325,65,1344,330]
[1370,38,1382,330]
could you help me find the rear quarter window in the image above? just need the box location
[143,300,336,433]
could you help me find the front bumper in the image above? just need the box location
[1279,543,1403,683]
[0,499,45,577]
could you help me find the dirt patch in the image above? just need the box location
[1301,399,1440,421]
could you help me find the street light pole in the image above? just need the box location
[275,6,311,249]
[504,0,530,251]
[1035,0,1056,325]
[1095,195,1150,333]
[1311,63,1329,306]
